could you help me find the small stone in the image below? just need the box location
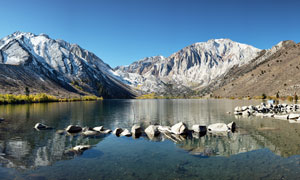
[72,145,91,152]
[93,126,104,132]
[100,129,112,134]
[66,125,82,133]
[34,123,52,130]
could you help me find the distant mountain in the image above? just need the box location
[211,40,300,98]
[0,32,136,98]
[115,39,261,95]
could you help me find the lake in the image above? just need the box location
[0,99,299,180]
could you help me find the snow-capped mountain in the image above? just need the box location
[0,32,136,98]
[115,39,261,94]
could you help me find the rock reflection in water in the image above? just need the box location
[176,130,268,157]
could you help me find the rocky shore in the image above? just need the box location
[233,102,300,123]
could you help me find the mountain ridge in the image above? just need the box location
[0,32,136,98]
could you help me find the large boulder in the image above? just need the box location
[234,106,242,112]
[191,125,207,133]
[34,123,52,130]
[145,125,160,137]
[171,122,188,135]
[113,128,123,136]
[274,115,289,120]
[207,123,229,133]
[227,122,236,132]
[131,124,142,135]
[120,129,132,137]
[288,114,300,120]
[66,125,82,133]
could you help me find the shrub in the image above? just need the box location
[287,96,293,101]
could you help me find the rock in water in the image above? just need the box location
[145,125,160,137]
[120,129,132,137]
[93,126,103,132]
[288,114,300,120]
[73,145,91,151]
[227,122,236,132]
[207,123,229,133]
[131,124,142,135]
[65,145,91,155]
[34,123,52,130]
[171,122,188,135]
[113,128,123,136]
[101,129,112,134]
[66,125,82,133]
[158,126,172,133]
[191,125,207,133]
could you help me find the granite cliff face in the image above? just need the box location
[0,32,136,98]
[115,39,261,95]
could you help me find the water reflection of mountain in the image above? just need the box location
[0,131,106,170]
[175,130,278,157]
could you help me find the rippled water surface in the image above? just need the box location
[0,99,299,180]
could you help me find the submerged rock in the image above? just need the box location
[64,145,91,156]
[82,130,100,137]
[207,123,229,133]
[191,125,207,133]
[113,128,123,136]
[34,123,52,130]
[171,122,188,135]
[56,130,65,135]
[120,129,132,137]
[66,125,82,133]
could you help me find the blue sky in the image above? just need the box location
[0,0,299,67]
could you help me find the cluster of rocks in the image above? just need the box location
[234,103,300,123]
[34,121,236,153]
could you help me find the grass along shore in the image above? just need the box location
[136,92,299,102]
[0,93,103,105]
